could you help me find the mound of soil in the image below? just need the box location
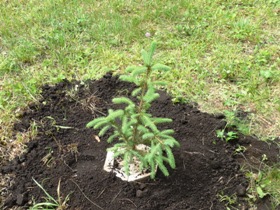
[1,74,279,210]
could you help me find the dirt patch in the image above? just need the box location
[1,73,279,210]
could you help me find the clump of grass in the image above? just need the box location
[30,178,71,210]
[246,165,280,209]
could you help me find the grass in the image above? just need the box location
[1,0,279,140]
[246,164,280,209]
[0,0,279,207]
[30,178,70,210]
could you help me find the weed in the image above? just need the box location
[230,18,259,42]
[224,110,250,135]
[218,192,237,209]
[246,166,280,209]
[41,147,55,167]
[261,154,268,162]
[234,145,247,155]
[216,109,253,143]
[244,159,280,210]
[45,116,74,131]
[216,129,238,142]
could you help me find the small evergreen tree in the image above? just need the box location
[87,42,180,179]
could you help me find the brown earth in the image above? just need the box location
[1,73,279,210]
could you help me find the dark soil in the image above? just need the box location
[1,73,279,210]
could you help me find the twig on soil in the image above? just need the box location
[93,108,106,116]
[183,151,205,156]
[63,161,76,173]
[259,115,273,125]
[238,152,260,171]
[111,189,122,203]
[209,201,213,210]
[208,149,216,154]
[226,175,237,186]
[70,179,104,210]
[119,198,137,207]
[97,188,106,198]
[133,181,159,186]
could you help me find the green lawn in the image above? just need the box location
[1,0,279,140]
[0,0,280,207]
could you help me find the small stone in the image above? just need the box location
[1,165,12,174]
[139,183,146,190]
[16,193,28,206]
[236,185,246,196]
[210,161,221,169]
[136,190,144,198]
[145,32,151,38]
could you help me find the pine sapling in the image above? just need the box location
[87,42,180,179]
